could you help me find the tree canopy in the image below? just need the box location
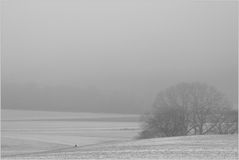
[139,82,237,139]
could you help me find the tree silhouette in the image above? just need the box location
[139,82,237,139]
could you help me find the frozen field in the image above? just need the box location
[2,135,238,160]
[1,110,238,160]
[1,109,140,158]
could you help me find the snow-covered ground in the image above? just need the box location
[1,109,140,158]
[2,135,238,160]
[1,110,238,160]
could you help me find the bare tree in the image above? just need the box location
[209,109,238,134]
[139,82,235,139]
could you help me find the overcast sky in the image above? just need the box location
[2,0,238,112]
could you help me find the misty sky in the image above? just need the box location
[2,0,238,113]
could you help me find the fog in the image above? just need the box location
[2,0,238,113]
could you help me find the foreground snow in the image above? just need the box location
[2,135,238,160]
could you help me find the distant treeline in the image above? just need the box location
[2,83,147,114]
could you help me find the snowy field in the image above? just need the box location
[1,109,139,158]
[1,110,238,160]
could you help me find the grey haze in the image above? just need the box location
[1,0,238,113]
